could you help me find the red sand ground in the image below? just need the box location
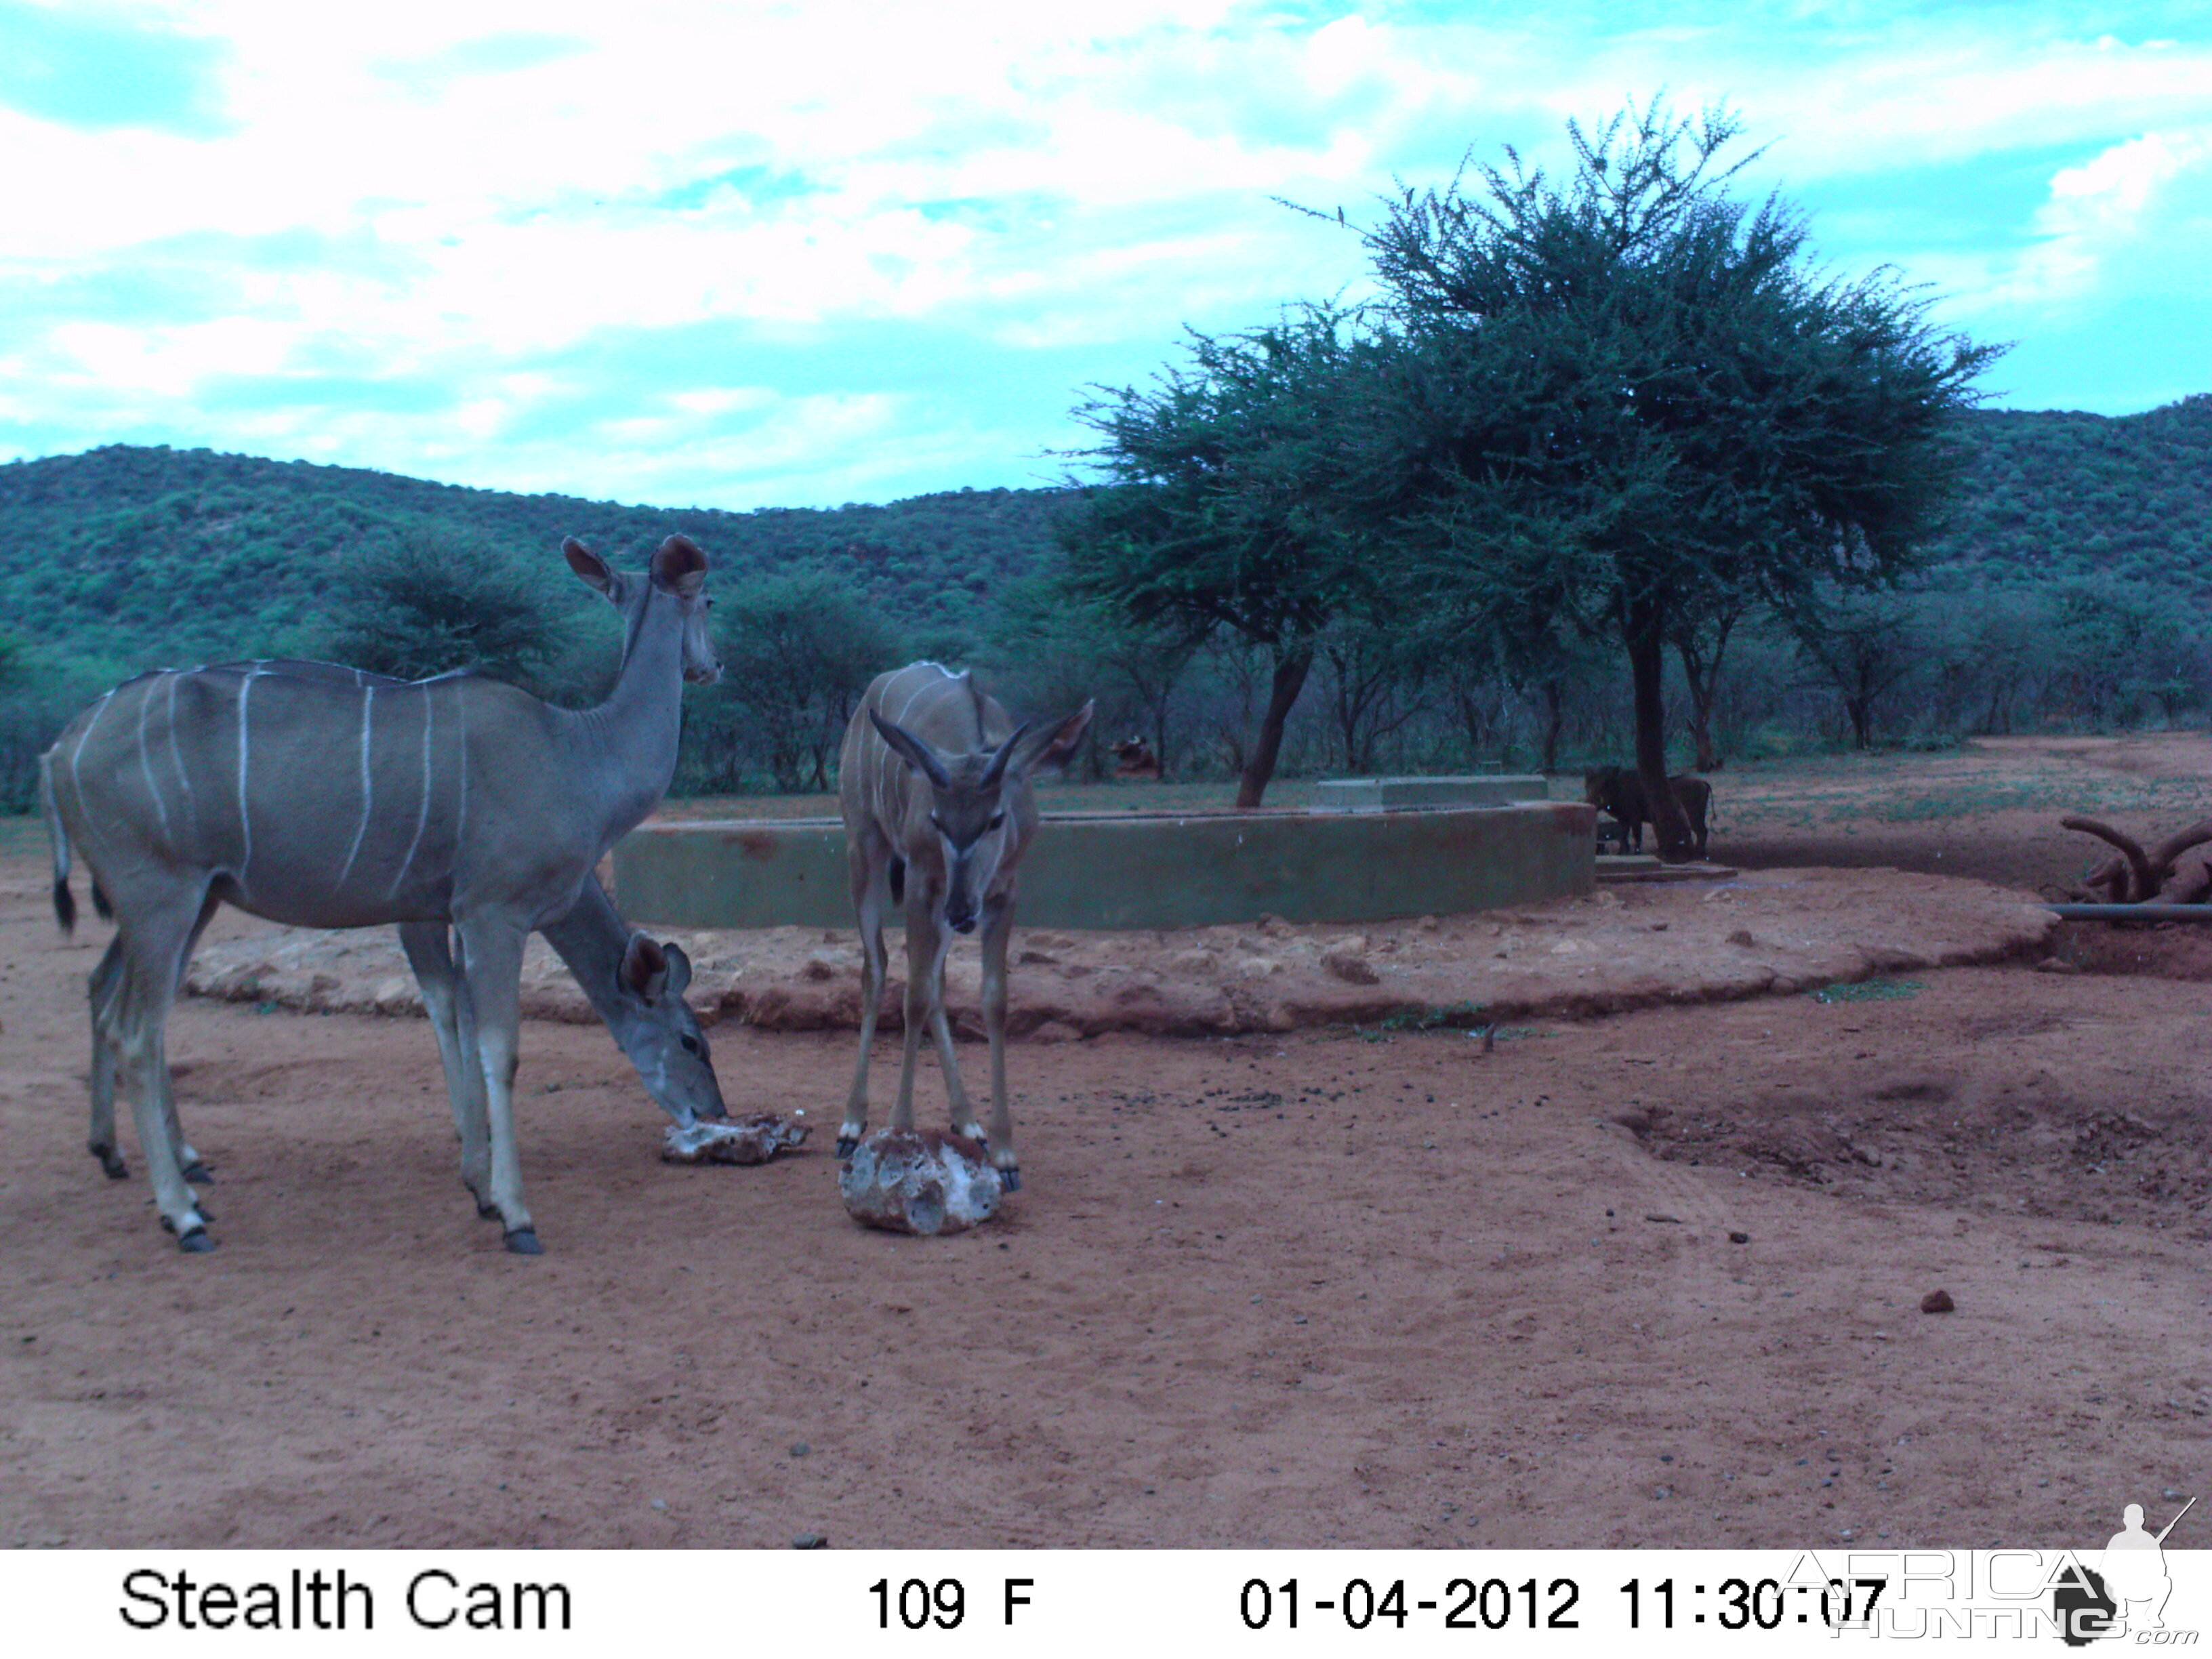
[1,735,2207,1549]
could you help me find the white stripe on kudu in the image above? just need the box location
[234,668,258,890]
[390,682,436,901]
[165,673,199,836]
[337,685,376,890]
[135,678,171,840]
[42,534,721,1257]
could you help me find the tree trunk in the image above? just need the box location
[1674,607,1738,773]
[1626,595,1696,861]
[1539,676,1565,773]
[1235,649,1313,808]
[1687,708,1722,773]
[1845,691,1872,750]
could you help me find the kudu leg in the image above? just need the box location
[454,917,537,1254]
[838,844,894,1159]
[978,894,1019,1191]
[893,903,959,1134]
[924,966,981,1145]
[401,922,496,1218]
[86,938,129,1180]
[909,910,985,1147]
[161,891,224,1185]
[91,895,221,1190]
[109,899,214,1250]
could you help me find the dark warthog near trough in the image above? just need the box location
[1582,766,1712,857]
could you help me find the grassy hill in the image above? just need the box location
[0,443,1073,675]
[1,394,2207,808]
[1921,394,2212,596]
[5,395,2208,677]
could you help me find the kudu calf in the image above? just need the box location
[838,663,1091,1191]
[43,537,718,1254]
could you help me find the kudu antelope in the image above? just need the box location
[838,663,1091,1191]
[43,536,719,1254]
[73,661,726,1193]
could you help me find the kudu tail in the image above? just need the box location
[39,752,75,935]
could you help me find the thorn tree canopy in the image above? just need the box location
[1060,304,1389,808]
[1363,98,2001,857]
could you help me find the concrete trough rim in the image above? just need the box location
[617,800,1596,932]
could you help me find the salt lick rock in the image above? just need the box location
[661,1112,809,1165]
[838,1130,1003,1236]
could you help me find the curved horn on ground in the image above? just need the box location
[2061,816,2154,903]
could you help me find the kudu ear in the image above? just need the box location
[1011,699,1094,779]
[869,710,953,790]
[659,941,693,997]
[565,537,617,599]
[651,534,708,598]
[621,933,670,1002]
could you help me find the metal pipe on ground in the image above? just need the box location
[2043,903,2212,922]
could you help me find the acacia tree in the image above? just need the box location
[319,528,561,689]
[712,567,903,792]
[981,579,1202,781]
[1317,615,1433,774]
[1670,594,1749,771]
[1363,100,1999,856]
[1061,306,1386,807]
[1795,585,1921,748]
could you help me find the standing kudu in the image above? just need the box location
[73,661,726,1193]
[837,663,1091,1191]
[43,536,718,1254]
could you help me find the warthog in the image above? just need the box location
[1109,737,1162,780]
[1582,766,1712,857]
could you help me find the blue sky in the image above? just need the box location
[1,1,2206,510]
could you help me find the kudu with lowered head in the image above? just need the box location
[43,536,718,1254]
[838,662,1090,1190]
[72,661,725,1192]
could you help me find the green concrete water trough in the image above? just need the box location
[1312,774,1548,811]
[613,800,1597,932]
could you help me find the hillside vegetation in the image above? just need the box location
[1925,396,2212,596]
[1,393,2208,811]
[0,443,1068,674]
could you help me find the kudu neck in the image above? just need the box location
[564,588,687,834]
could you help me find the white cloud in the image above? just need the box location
[1,1,2209,499]
[1973,128,2212,312]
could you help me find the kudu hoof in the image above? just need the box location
[163,1218,216,1252]
[92,1146,129,1181]
[183,1162,213,1185]
[502,1227,544,1256]
[998,1167,1022,1194]
[835,1136,858,1161]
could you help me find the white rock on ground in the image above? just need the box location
[838,1130,1002,1235]
[661,1113,809,1164]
